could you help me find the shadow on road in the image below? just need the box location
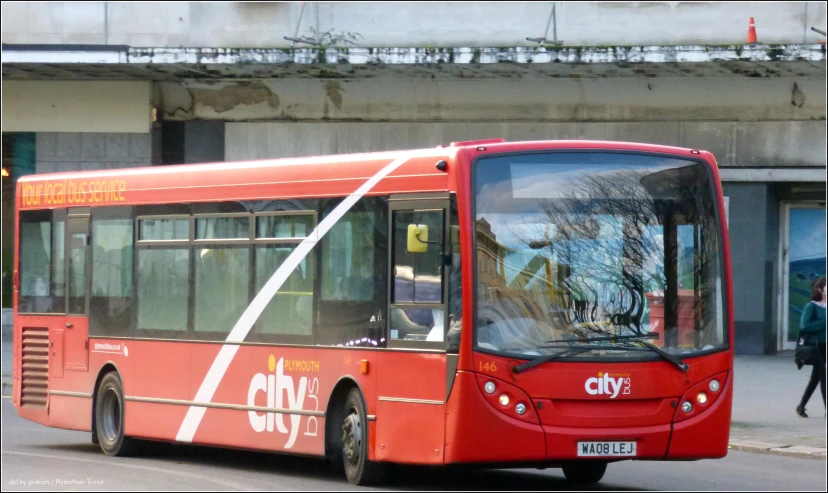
[28,439,643,491]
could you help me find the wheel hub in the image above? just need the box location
[341,411,362,464]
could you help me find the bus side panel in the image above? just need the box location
[444,371,546,464]
[189,345,373,457]
[47,355,95,432]
[374,352,447,464]
[48,395,92,431]
[125,340,191,441]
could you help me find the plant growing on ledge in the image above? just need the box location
[286,28,363,49]
[309,27,363,48]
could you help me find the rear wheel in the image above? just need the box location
[95,372,143,457]
[341,388,385,485]
[562,461,607,485]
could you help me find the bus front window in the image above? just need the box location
[473,152,726,361]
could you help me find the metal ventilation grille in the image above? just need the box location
[21,327,49,408]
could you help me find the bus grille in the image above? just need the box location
[21,327,49,408]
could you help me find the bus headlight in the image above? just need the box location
[515,403,527,415]
[708,380,720,392]
[498,394,510,406]
[681,401,693,413]
[696,392,708,405]
[484,381,496,394]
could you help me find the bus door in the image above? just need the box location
[376,194,450,463]
[64,209,90,371]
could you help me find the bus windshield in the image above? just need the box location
[474,152,726,361]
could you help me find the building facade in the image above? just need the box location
[2,1,826,353]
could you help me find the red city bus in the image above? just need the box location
[12,139,733,485]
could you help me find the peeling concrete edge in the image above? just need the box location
[126,44,828,65]
[729,441,827,460]
[2,44,825,66]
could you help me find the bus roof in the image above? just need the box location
[16,140,713,210]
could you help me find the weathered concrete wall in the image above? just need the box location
[225,120,827,168]
[2,2,826,48]
[2,81,151,133]
[722,183,777,355]
[184,121,224,163]
[157,77,827,123]
[35,132,151,173]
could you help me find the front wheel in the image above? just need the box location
[95,372,143,457]
[562,461,607,485]
[341,388,385,485]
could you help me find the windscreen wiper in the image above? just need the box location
[559,333,689,373]
[511,344,648,374]
[512,347,592,374]
[632,338,690,372]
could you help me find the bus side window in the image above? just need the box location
[317,197,387,346]
[447,197,462,353]
[90,207,134,337]
[19,210,65,314]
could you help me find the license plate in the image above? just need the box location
[577,441,637,457]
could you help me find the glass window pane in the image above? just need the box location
[53,219,65,300]
[19,218,53,312]
[92,220,133,297]
[316,197,387,347]
[196,216,248,240]
[447,199,462,353]
[68,231,87,314]
[474,152,725,359]
[390,307,444,341]
[255,246,314,335]
[393,210,443,304]
[139,218,188,241]
[195,247,250,334]
[322,210,378,302]
[19,213,64,313]
[256,215,314,239]
[91,217,134,336]
[137,249,189,331]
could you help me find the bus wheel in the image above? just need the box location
[562,461,607,485]
[341,388,385,485]
[94,372,143,457]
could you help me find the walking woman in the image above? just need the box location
[796,276,827,418]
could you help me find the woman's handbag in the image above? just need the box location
[795,337,818,369]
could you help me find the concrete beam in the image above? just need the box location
[153,78,826,123]
[719,168,827,182]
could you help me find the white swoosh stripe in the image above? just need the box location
[175,155,412,442]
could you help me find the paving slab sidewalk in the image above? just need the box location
[729,352,826,460]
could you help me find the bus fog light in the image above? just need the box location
[515,403,527,415]
[498,394,510,406]
[696,392,708,405]
[708,380,720,392]
[484,381,496,394]
[681,401,693,413]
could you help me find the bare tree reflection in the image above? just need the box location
[476,164,720,350]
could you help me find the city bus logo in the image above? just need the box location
[247,355,320,449]
[584,372,631,399]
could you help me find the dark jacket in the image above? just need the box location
[800,301,827,345]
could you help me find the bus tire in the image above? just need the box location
[94,372,143,457]
[341,388,385,485]
[562,461,607,485]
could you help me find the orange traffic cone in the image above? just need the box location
[747,17,758,44]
